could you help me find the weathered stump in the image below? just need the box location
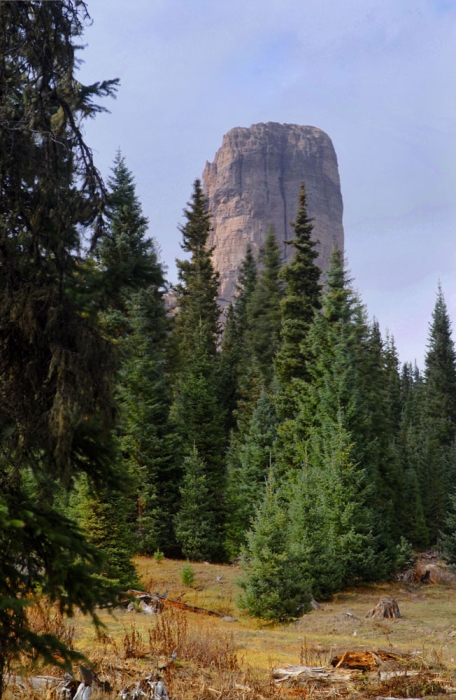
[365,597,401,619]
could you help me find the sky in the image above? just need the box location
[78,0,456,366]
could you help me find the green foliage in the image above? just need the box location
[395,537,418,571]
[181,564,196,587]
[153,550,165,564]
[246,227,284,386]
[78,482,138,589]
[0,1,121,689]
[442,494,456,569]
[174,179,220,358]
[174,446,219,561]
[276,182,322,396]
[219,245,258,434]
[238,475,311,621]
[288,413,378,599]
[225,390,278,557]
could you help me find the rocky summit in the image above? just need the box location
[202,122,344,305]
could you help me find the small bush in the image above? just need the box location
[181,563,195,587]
[154,549,164,563]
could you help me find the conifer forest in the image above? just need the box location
[1,0,456,693]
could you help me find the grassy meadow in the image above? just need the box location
[9,556,456,699]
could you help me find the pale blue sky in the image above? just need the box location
[78,0,456,366]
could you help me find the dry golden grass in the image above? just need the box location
[6,556,456,699]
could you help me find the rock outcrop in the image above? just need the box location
[202,122,344,304]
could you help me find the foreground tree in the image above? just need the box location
[0,1,120,690]
[238,474,311,621]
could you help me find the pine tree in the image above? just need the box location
[0,1,120,690]
[275,182,322,395]
[238,474,311,621]
[174,446,218,561]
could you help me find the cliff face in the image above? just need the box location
[202,122,344,304]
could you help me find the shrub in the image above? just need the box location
[181,564,195,587]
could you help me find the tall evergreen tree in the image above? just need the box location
[246,227,284,386]
[225,390,278,557]
[419,286,456,540]
[0,1,120,690]
[80,153,174,574]
[117,287,177,556]
[219,245,257,433]
[238,474,311,621]
[275,182,322,397]
[174,179,220,358]
[174,446,218,561]
[280,251,395,572]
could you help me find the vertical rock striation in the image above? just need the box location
[202,122,344,304]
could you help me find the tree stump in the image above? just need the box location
[365,597,401,619]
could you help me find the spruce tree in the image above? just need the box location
[174,179,220,358]
[172,182,225,558]
[280,251,394,573]
[246,227,284,386]
[419,286,456,540]
[225,390,278,557]
[82,153,173,570]
[276,182,322,395]
[0,1,120,690]
[172,322,226,559]
[117,287,177,555]
[238,474,311,621]
[174,446,218,561]
[288,415,377,600]
[219,245,257,433]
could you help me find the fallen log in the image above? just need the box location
[160,597,224,618]
[330,650,408,672]
[272,665,357,686]
[125,590,226,618]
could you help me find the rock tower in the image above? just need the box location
[202,122,344,304]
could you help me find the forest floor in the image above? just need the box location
[7,556,456,699]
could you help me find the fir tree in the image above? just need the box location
[276,182,322,396]
[174,446,218,561]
